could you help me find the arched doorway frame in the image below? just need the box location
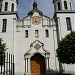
[24,40,50,75]
[24,52,50,75]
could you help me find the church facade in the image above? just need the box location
[0,0,75,75]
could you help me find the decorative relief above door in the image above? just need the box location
[34,43,41,50]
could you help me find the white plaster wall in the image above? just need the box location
[14,13,59,74]
[0,1,75,74]
[57,13,75,40]
[0,15,17,54]
[57,13,75,74]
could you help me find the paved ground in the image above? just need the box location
[45,69,73,75]
[45,71,73,75]
[45,73,73,75]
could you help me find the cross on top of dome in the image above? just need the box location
[33,0,37,10]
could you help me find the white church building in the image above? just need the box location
[0,0,75,75]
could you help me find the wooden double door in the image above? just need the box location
[31,53,46,75]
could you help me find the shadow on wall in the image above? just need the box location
[46,69,72,75]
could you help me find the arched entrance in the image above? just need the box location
[31,53,46,75]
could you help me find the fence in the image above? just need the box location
[0,53,15,75]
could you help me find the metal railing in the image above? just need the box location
[0,53,15,75]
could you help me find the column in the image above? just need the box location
[25,58,31,74]
[48,57,49,69]
[46,58,48,71]
[28,58,31,73]
[25,58,28,73]
[25,59,26,73]
[27,58,28,72]
[46,58,49,71]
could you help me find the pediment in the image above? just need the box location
[24,40,50,58]
[30,40,44,47]
[32,12,40,17]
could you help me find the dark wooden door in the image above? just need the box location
[31,53,46,75]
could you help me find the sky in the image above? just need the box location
[18,0,75,19]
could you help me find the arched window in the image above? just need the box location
[4,2,8,11]
[45,29,49,37]
[25,30,28,38]
[58,2,61,10]
[0,3,2,12]
[2,19,7,32]
[35,30,39,38]
[64,1,68,9]
[66,17,71,31]
[70,2,72,10]
[11,3,14,12]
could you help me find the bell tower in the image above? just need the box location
[53,0,75,39]
[53,0,73,11]
[0,0,18,12]
[0,0,18,54]
[53,0,75,73]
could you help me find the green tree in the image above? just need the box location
[56,31,75,64]
[0,38,7,65]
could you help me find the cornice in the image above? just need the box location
[0,11,19,18]
[53,10,75,18]
[55,10,75,13]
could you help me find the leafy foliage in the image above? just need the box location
[56,31,75,64]
[0,38,7,65]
